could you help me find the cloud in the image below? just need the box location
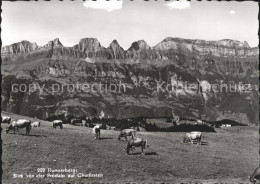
[83,0,123,12]
[229,10,236,15]
[166,0,191,10]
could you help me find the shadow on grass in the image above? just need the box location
[5,132,47,138]
[98,137,114,140]
[200,141,208,145]
[184,141,208,146]
[118,139,130,141]
[19,134,48,138]
[144,152,158,155]
[129,151,158,156]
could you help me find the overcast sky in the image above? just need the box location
[2,0,258,49]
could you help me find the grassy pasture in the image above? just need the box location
[1,112,258,183]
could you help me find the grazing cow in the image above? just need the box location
[220,124,232,128]
[70,118,82,126]
[124,137,148,155]
[197,120,204,124]
[118,129,136,141]
[5,119,31,135]
[183,131,203,145]
[82,120,86,127]
[53,120,63,129]
[32,121,40,127]
[2,116,11,124]
[249,167,260,184]
[92,124,101,139]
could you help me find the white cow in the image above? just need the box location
[32,121,40,127]
[197,120,204,124]
[52,120,63,129]
[220,124,232,128]
[92,124,101,139]
[183,131,203,145]
[2,116,11,124]
[5,119,31,135]
[82,120,87,127]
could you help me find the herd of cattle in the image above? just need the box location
[2,116,204,154]
[1,115,259,182]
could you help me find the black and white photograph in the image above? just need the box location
[1,0,259,183]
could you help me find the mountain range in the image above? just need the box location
[2,37,258,59]
[1,37,259,124]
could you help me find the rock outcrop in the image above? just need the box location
[43,38,63,48]
[73,38,101,53]
[126,40,157,60]
[154,37,258,57]
[2,40,38,56]
[107,40,125,59]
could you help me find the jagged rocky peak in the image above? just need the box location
[243,41,250,48]
[111,39,119,45]
[74,38,102,53]
[2,40,39,56]
[137,40,151,50]
[128,40,151,51]
[109,40,124,51]
[21,40,39,50]
[44,38,63,48]
[109,39,122,48]
[53,38,63,46]
[126,40,157,60]
[108,40,125,59]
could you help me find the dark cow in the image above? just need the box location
[118,129,136,141]
[249,167,260,184]
[125,137,148,155]
[53,120,63,129]
[2,116,11,124]
[183,131,203,145]
[5,119,31,135]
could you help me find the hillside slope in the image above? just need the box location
[1,112,258,183]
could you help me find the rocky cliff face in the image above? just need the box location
[126,40,158,60]
[1,37,259,124]
[154,37,258,58]
[2,41,38,57]
[43,38,63,48]
[73,38,101,52]
[107,40,125,59]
